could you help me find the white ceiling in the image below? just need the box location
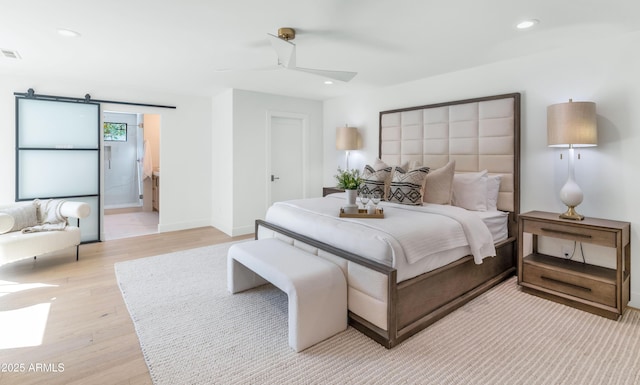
[1,0,639,101]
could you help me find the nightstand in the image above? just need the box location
[518,211,630,320]
[323,187,344,197]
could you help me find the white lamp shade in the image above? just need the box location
[336,126,358,150]
[547,99,597,220]
[547,100,597,147]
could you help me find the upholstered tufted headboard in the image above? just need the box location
[379,93,520,218]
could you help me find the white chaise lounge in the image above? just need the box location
[0,200,91,266]
[228,238,347,352]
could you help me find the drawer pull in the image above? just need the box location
[540,228,593,239]
[541,275,592,292]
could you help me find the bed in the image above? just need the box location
[256,92,521,348]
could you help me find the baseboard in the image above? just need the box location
[231,225,255,237]
[210,219,232,236]
[629,290,640,309]
[158,219,211,233]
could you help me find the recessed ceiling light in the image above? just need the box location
[516,19,539,30]
[324,80,334,85]
[57,28,81,38]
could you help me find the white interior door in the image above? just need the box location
[269,116,305,204]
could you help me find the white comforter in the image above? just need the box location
[264,194,496,271]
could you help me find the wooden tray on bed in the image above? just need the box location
[339,208,384,218]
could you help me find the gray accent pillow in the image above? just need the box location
[0,203,38,232]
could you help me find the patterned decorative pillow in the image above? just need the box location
[388,167,430,205]
[359,165,392,199]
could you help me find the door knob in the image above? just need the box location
[271,174,280,182]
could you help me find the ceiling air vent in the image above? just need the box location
[1,49,22,59]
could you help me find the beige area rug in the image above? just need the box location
[115,242,640,385]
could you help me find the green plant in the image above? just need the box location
[334,167,362,190]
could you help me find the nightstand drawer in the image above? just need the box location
[523,262,616,307]
[522,220,617,248]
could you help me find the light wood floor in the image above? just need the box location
[0,227,252,385]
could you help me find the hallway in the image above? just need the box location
[104,207,158,240]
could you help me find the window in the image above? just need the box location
[104,122,127,141]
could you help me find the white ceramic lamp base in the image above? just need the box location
[559,187,584,220]
[559,148,585,220]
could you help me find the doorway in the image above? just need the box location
[267,112,307,206]
[102,111,161,240]
[103,112,142,209]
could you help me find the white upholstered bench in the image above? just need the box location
[227,238,347,352]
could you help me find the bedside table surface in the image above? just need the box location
[520,210,630,231]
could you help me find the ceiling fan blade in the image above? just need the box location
[214,64,280,73]
[293,67,357,82]
[267,33,296,68]
[263,30,357,82]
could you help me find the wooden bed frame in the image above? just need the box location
[257,92,521,348]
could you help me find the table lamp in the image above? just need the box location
[336,125,358,170]
[547,99,597,220]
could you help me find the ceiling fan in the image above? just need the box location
[266,28,357,82]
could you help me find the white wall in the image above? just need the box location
[153,96,213,233]
[0,74,213,235]
[323,31,640,307]
[211,89,323,236]
[211,89,234,235]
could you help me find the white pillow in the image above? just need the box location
[486,175,502,211]
[0,213,15,234]
[406,159,422,171]
[372,158,390,171]
[452,170,488,211]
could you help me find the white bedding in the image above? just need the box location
[264,194,508,282]
[475,210,509,244]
